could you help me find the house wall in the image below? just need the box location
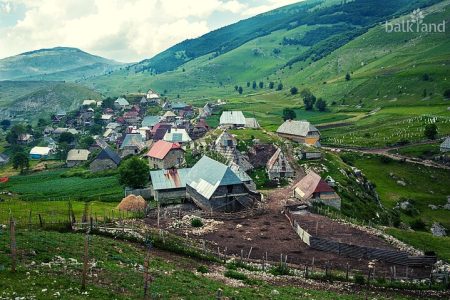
[187,184,251,212]
[67,160,85,168]
[267,170,295,180]
[277,133,319,145]
[90,158,118,172]
[153,188,187,204]
[148,149,184,169]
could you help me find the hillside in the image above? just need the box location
[0,47,124,81]
[0,82,102,122]
[84,0,442,98]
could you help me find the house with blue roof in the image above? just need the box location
[186,156,257,212]
[141,116,161,129]
[150,168,191,203]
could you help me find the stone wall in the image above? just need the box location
[90,158,118,172]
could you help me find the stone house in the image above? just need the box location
[66,149,90,167]
[89,147,121,172]
[145,140,184,169]
[120,133,146,157]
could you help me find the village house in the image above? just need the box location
[146,89,161,104]
[141,116,161,130]
[293,171,341,210]
[276,120,320,146]
[162,111,177,123]
[151,123,172,141]
[191,119,210,139]
[215,131,253,171]
[163,128,192,145]
[0,153,9,166]
[29,146,52,159]
[114,97,131,110]
[219,111,246,128]
[186,156,256,212]
[145,140,184,169]
[150,168,191,204]
[120,133,146,156]
[17,133,34,145]
[82,99,98,108]
[266,147,294,180]
[440,137,450,152]
[199,103,213,118]
[123,110,141,126]
[66,149,90,167]
[179,106,194,119]
[89,147,121,172]
[245,117,260,129]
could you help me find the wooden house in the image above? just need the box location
[266,147,294,180]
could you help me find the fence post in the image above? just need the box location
[143,246,152,300]
[10,217,17,273]
[346,263,350,281]
[38,214,43,228]
[81,230,90,291]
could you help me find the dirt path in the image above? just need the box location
[323,140,450,170]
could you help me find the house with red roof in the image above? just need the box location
[292,171,341,210]
[145,140,185,169]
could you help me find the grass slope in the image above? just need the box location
[0,230,383,299]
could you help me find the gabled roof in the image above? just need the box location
[95,147,121,165]
[215,131,237,148]
[266,148,292,172]
[277,120,319,137]
[0,153,9,163]
[186,156,242,200]
[120,133,145,149]
[67,149,90,161]
[293,171,334,200]
[220,111,246,126]
[115,97,129,106]
[245,118,260,129]
[150,168,191,191]
[82,100,97,106]
[163,128,192,143]
[163,111,177,118]
[142,116,161,127]
[441,137,450,149]
[146,140,182,159]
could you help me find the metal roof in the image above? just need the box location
[150,168,191,191]
[30,146,51,156]
[142,116,161,127]
[163,128,192,143]
[67,149,90,161]
[146,140,181,159]
[245,118,260,128]
[186,156,242,200]
[441,137,450,149]
[293,171,334,200]
[219,111,246,126]
[95,147,121,165]
[120,133,145,149]
[115,97,129,106]
[276,120,319,137]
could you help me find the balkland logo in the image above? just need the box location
[385,8,446,33]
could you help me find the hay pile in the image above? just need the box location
[117,194,147,212]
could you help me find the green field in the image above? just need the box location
[321,106,450,147]
[387,228,450,262]
[0,198,122,225]
[389,143,442,159]
[0,169,123,201]
[0,229,394,300]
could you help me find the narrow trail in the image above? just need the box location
[323,140,450,170]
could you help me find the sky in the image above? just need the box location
[0,0,302,63]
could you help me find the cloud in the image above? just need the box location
[0,0,298,62]
[242,0,302,17]
[0,1,12,14]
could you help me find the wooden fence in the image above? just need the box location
[285,210,437,267]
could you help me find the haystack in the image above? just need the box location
[117,194,147,212]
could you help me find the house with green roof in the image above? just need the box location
[186,156,258,212]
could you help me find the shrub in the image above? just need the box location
[354,274,365,284]
[191,218,203,227]
[410,219,426,231]
[197,265,209,274]
[269,265,291,276]
[224,270,248,281]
